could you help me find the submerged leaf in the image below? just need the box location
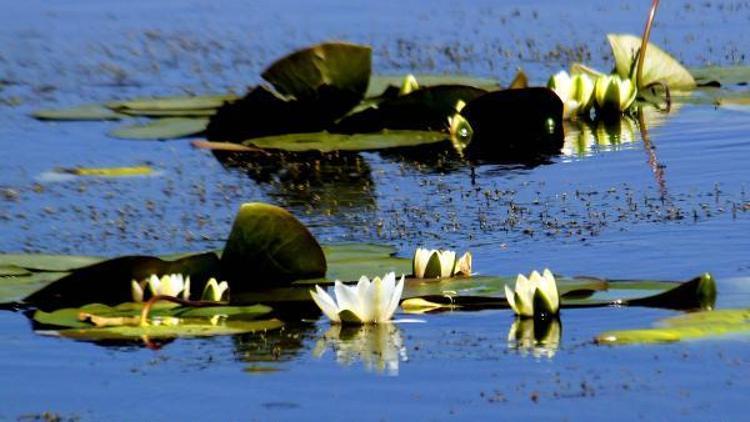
[58,166,154,177]
[607,33,696,90]
[243,131,448,153]
[32,104,126,121]
[109,117,208,140]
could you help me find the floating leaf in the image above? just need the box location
[595,309,750,345]
[117,109,216,117]
[48,318,283,341]
[0,254,103,272]
[109,117,208,140]
[56,166,154,177]
[33,303,273,329]
[608,33,696,90]
[32,104,126,121]
[108,94,235,112]
[243,131,448,153]
[460,87,564,161]
[366,75,501,97]
[690,66,750,87]
[295,243,411,284]
[221,203,326,287]
[0,272,70,303]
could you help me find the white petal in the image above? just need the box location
[131,280,144,303]
[216,281,230,301]
[182,276,191,300]
[413,248,432,278]
[374,273,396,322]
[310,286,341,323]
[505,285,520,315]
[148,274,161,296]
[438,250,456,278]
[385,275,405,321]
[541,269,560,312]
[334,281,365,321]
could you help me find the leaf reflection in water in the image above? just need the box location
[507,317,562,359]
[312,323,408,376]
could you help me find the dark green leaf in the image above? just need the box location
[221,202,326,287]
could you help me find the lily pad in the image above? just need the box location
[243,130,449,153]
[108,117,208,140]
[33,303,273,329]
[595,309,750,345]
[608,33,696,90]
[221,202,326,287]
[690,66,750,87]
[32,104,126,121]
[0,272,70,303]
[0,254,103,272]
[108,94,235,112]
[48,318,283,341]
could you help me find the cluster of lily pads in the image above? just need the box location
[0,201,727,355]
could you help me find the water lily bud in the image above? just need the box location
[594,74,637,113]
[202,278,230,302]
[412,248,456,279]
[504,268,560,318]
[399,74,419,95]
[131,280,145,303]
[548,71,595,119]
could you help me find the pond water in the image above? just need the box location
[1,0,750,419]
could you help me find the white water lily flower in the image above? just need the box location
[201,278,230,302]
[594,74,637,112]
[504,269,560,318]
[310,272,405,324]
[412,248,457,279]
[130,273,190,303]
[548,71,595,119]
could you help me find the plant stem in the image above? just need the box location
[637,0,660,89]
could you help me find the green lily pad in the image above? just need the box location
[221,202,326,287]
[690,66,750,87]
[0,254,103,272]
[262,42,371,106]
[366,75,501,97]
[595,309,750,345]
[108,94,235,112]
[32,104,126,121]
[33,303,273,329]
[56,166,154,177]
[48,318,283,341]
[243,130,449,153]
[108,117,208,140]
[0,272,70,303]
[118,109,217,117]
[607,33,696,90]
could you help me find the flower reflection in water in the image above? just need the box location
[313,323,408,376]
[507,317,562,359]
